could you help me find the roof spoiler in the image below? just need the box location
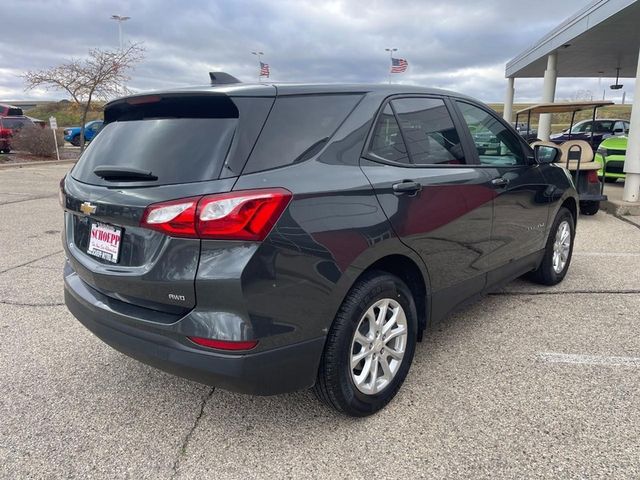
[209,72,241,85]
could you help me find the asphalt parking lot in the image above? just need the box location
[1,163,639,479]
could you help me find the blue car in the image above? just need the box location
[64,120,103,146]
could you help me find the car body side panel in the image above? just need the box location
[222,94,431,349]
[360,159,495,323]
[480,164,551,271]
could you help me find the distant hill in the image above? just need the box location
[23,101,104,127]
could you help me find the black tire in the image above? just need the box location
[527,207,575,286]
[580,201,600,216]
[313,271,418,416]
[604,177,618,184]
[70,135,80,147]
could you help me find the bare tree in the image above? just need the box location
[23,43,145,151]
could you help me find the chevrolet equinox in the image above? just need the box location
[62,80,578,416]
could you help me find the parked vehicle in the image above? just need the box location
[595,135,629,183]
[62,80,578,416]
[550,118,629,149]
[0,103,23,117]
[29,117,47,128]
[64,120,103,146]
[516,101,610,215]
[470,127,500,154]
[513,121,538,142]
[0,116,37,153]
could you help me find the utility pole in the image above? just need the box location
[251,51,264,83]
[111,15,131,50]
[385,48,397,84]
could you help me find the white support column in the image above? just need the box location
[538,52,558,141]
[622,46,640,202]
[503,77,515,123]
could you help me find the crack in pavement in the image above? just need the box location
[170,387,215,480]
[0,250,64,275]
[0,301,64,307]
[491,289,640,296]
[0,194,58,206]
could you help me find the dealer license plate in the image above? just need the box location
[87,222,122,263]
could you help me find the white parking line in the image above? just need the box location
[538,352,640,367]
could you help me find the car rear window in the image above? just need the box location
[242,94,362,174]
[71,95,241,186]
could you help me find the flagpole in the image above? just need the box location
[251,51,264,83]
[385,47,397,84]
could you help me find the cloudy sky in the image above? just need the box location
[0,0,634,103]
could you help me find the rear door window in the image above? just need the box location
[243,94,362,174]
[71,96,242,186]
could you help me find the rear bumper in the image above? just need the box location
[64,269,325,396]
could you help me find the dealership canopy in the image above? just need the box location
[503,0,640,203]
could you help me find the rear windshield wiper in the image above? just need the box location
[93,165,158,181]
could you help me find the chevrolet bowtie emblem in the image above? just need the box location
[80,201,97,215]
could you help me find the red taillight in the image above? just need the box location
[586,170,600,184]
[0,128,12,138]
[187,336,258,351]
[196,188,292,240]
[140,189,292,241]
[140,196,200,237]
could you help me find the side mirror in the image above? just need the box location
[613,128,624,134]
[534,144,560,164]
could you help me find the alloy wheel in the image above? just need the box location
[552,220,571,273]
[350,298,408,395]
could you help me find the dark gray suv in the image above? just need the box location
[62,81,578,416]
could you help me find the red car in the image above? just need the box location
[0,116,37,153]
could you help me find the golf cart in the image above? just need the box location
[514,101,612,215]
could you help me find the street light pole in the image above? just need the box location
[385,48,397,84]
[251,51,264,83]
[111,15,131,50]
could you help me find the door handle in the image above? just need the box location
[392,181,422,195]
[491,177,510,187]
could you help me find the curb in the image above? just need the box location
[0,159,77,170]
[601,198,640,216]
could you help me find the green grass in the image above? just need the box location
[24,102,104,128]
[488,103,631,132]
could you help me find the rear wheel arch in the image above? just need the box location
[333,253,430,340]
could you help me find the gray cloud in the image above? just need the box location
[0,0,634,103]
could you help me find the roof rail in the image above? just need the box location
[209,72,241,85]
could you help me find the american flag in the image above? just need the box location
[390,57,408,73]
[260,61,270,77]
